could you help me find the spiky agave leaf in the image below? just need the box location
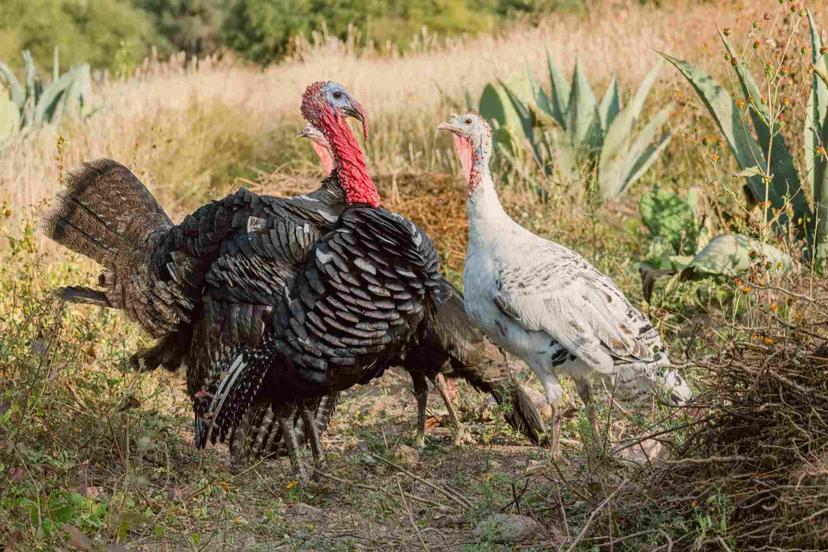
[21,50,46,129]
[611,104,672,200]
[806,10,828,197]
[659,52,785,204]
[499,79,552,172]
[599,74,621,131]
[806,10,828,270]
[0,62,24,109]
[34,66,76,126]
[566,60,601,150]
[479,73,534,152]
[599,61,664,199]
[499,79,535,144]
[480,83,510,133]
[545,51,570,128]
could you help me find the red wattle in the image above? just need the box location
[317,106,380,208]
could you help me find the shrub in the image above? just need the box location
[221,0,496,65]
[662,10,828,270]
[0,0,164,72]
[132,0,227,57]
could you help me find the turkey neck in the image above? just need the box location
[317,107,380,208]
[466,156,510,247]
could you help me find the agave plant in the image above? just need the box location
[807,11,828,271]
[661,10,828,269]
[478,55,672,203]
[638,187,792,301]
[0,49,91,147]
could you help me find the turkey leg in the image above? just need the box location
[298,402,325,473]
[410,371,429,448]
[276,403,309,482]
[434,373,471,445]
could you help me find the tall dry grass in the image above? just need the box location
[0,0,793,217]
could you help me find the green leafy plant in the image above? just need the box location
[19,491,108,538]
[661,10,828,270]
[640,186,699,256]
[478,54,672,202]
[639,187,792,301]
[0,49,91,145]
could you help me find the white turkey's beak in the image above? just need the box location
[437,121,462,135]
[437,122,463,136]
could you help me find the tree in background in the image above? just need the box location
[0,0,164,71]
[221,0,314,64]
[132,0,226,57]
[220,0,496,65]
[0,0,582,72]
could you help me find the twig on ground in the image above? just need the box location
[397,479,430,551]
[371,453,472,509]
[316,470,451,511]
[661,455,750,465]
[564,478,629,552]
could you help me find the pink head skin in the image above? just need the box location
[298,123,334,175]
[300,81,379,207]
[437,112,493,195]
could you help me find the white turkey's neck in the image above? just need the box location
[467,164,511,242]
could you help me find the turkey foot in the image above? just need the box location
[298,402,325,477]
[434,374,472,445]
[277,403,309,483]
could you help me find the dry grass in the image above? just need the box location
[603,276,828,550]
[2,0,807,216]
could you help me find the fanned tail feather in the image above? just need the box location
[42,159,192,336]
[42,158,172,268]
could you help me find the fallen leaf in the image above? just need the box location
[64,524,93,551]
[424,416,443,430]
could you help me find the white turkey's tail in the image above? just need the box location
[660,368,693,406]
[612,355,693,407]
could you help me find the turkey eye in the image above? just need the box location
[333,91,343,99]
[464,118,472,125]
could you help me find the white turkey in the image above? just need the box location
[438,112,692,455]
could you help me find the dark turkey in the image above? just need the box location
[197,205,454,477]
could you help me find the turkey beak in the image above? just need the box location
[344,101,368,142]
[437,121,461,135]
